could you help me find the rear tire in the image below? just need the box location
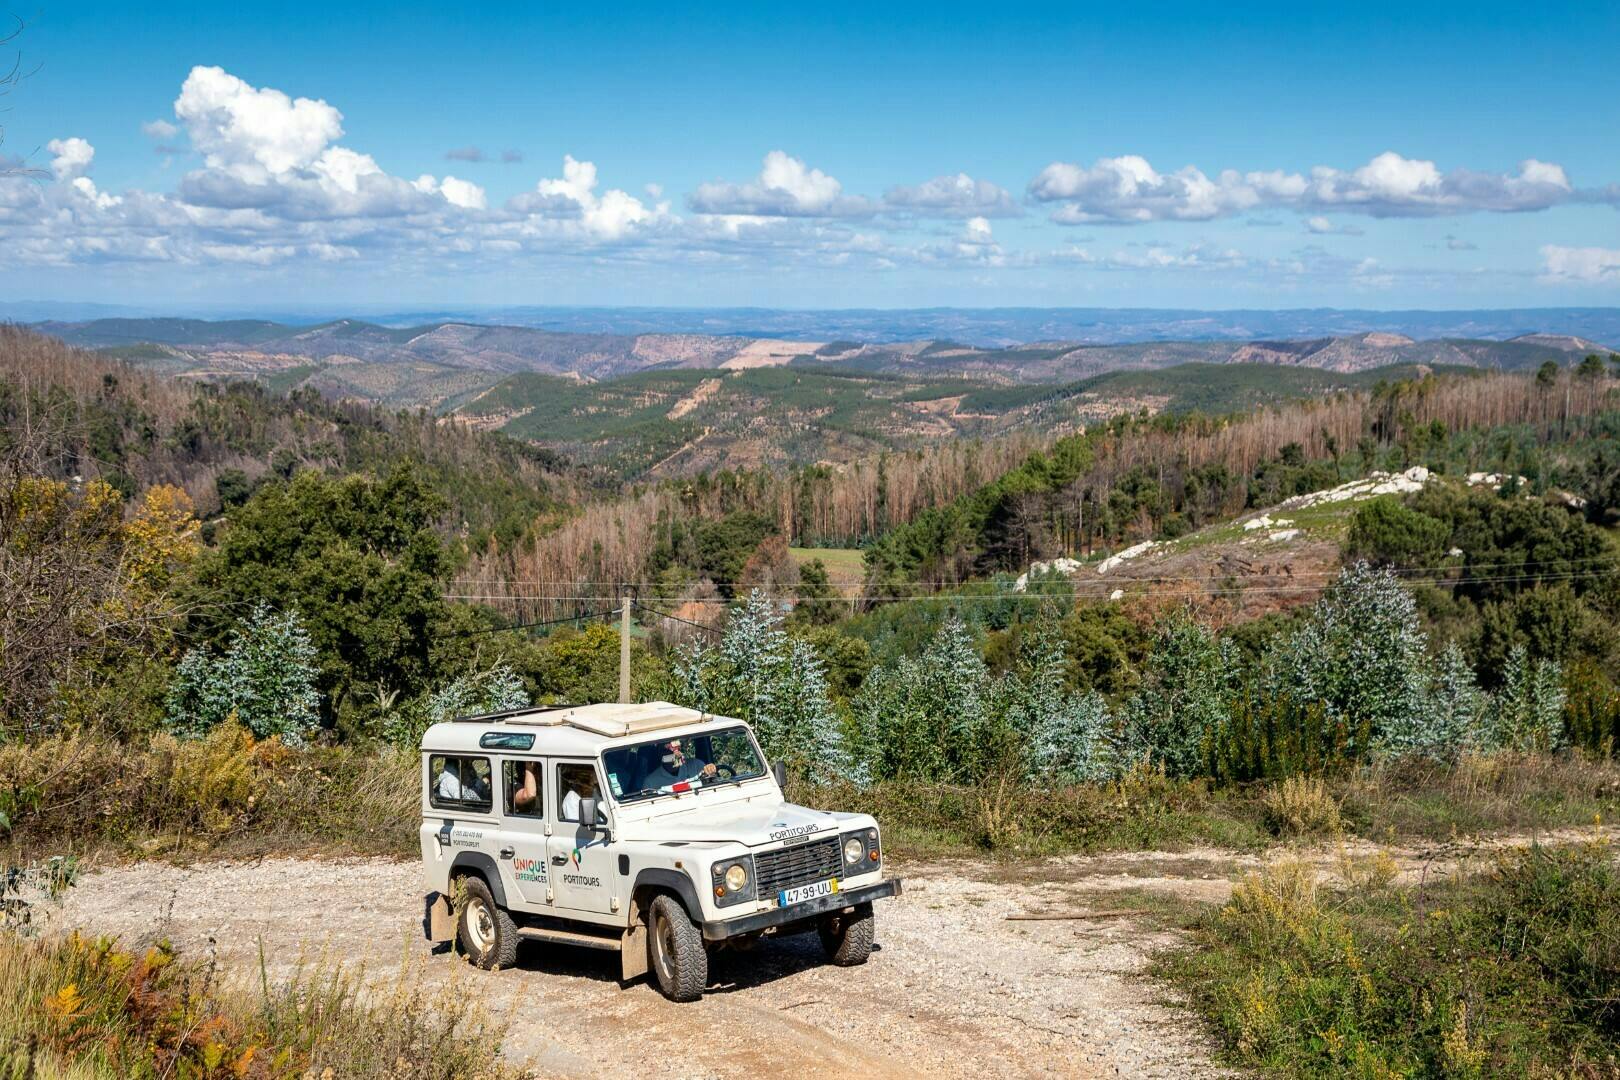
[819,903,874,966]
[647,893,707,1001]
[457,875,518,971]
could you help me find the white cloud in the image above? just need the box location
[1306,215,1333,234]
[690,150,873,217]
[884,172,1019,217]
[964,216,993,243]
[141,119,179,140]
[439,175,487,210]
[528,155,663,240]
[1030,151,1579,224]
[1540,245,1620,283]
[46,138,95,180]
[175,65,344,180]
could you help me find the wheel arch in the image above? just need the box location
[449,851,509,908]
[631,868,703,924]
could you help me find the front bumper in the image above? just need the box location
[700,878,902,941]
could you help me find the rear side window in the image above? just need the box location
[428,754,492,812]
[504,759,543,817]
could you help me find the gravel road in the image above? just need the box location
[53,854,1231,1079]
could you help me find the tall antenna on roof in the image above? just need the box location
[619,593,632,704]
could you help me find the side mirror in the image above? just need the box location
[577,797,601,831]
[771,761,787,789]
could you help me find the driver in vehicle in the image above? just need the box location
[560,771,599,822]
[642,740,719,789]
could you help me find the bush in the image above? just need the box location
[165,602,321,745]
[1345,496,1449,564]
[1260,776,1342,838]
[0,931,528,1078]
[1161,837,1620,1075]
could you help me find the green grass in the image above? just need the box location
[1154,837,1620,1076]
[789,546,866,582]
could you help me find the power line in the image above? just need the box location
[633,600,723,635]
[446,606,619,637]
[443,564,1620,606]
[445,551,1620,590]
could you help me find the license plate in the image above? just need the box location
[779,877,839,907]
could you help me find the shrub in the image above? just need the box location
[1163,837,1620,1075]
[1345,496,1449,564]
[0,932,528,1078]
[1120,611,1233,778]
[1260,776,1342,838]
[382,662,529,749]
[165,602,321,745]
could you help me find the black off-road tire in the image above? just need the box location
[819,902,874,966]
[457,875,519,971]
[647,893,707,1002]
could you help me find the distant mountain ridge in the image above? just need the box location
[36,316,1616,392]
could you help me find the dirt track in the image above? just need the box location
[53,854,1231,1079]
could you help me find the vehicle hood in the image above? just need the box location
[618,797,851,846]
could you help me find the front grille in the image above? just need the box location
[754,836,841,896]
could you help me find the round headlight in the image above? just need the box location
[843,837,865,865]
[724,863,748,892]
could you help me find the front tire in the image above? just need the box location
[647,893,707,1001]
[819,903,874,966]
[457,875,518,971]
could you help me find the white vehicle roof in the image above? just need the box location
[420,701,735,757]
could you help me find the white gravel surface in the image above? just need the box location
[53,854,1232,1079]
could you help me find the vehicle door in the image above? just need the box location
[547,759,617,916]
[495,755,550,908]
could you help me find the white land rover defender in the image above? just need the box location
[419,701,901,1001]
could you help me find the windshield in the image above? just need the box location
[602,726,766,803]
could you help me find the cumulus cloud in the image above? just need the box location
[46,138,95,180]
[884,172,1019,217]
[175,66,344,180]
[1540,245,1620,283]
[1030,151,1579,224]
[141,119,178,140]
[438,175,487,210]
[690,150,874,217]
[1304,215,1364,236]
[522,155,665,240]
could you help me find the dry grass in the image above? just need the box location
[1261,775,1343,839]
[0,931,528,1078]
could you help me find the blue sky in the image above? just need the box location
[3,1,1618,311]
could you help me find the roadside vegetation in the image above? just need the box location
[1155,837,1620,1076]
[3,326,1620,1075]
[0,930,527,1078]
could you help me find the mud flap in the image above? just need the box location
[621,895,650,981]
[621,921,649,980]
[425,892,454,943]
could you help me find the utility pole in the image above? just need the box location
[619,594,632,704]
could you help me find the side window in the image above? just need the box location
[503,759,543,818]
[428,754,492,812]
[556,762,604,824]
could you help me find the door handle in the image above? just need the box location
[498,847,514,859]
[551,855,568,865]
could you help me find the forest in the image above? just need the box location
[3,324,1619,1076]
